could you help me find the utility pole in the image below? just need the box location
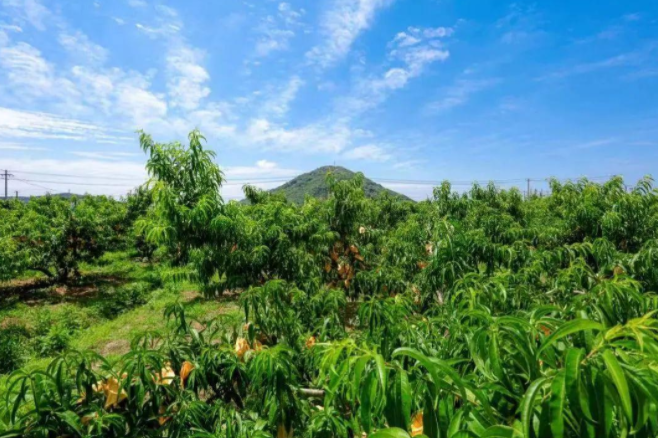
[15,191,18,200]
[2,170,14,200]
[526,178,531,199]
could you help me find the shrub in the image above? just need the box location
[37,324,71,357]
[0,325,29,374]
[97,282,151,319]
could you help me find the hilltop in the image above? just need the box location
[267,166,413,204]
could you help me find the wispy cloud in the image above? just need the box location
[623,13,641,22]
[70,151,139,160]
[244,118,359,153]
[260,75,305,118]
[427,77,500,113]
[1,0,51,31]
[0,42,78,101]
[58,31,108,65]
[0,142,47,151]
[496,3,545,45]
[573,138,618,149]
[341,26,452,115]
[391,26,454,48]
[343,144,392,162]
[306,0,394,68]
[0,107,132,143]
[537,52,644,81]
[392,159,425,170]
[166,44,210,111]
[223,160,298,179]
[127,0,147,8]
[253,2,306,58]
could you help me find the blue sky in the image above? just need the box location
[0,0,656,200]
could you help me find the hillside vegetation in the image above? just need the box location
[1,130,658,438]
[268,165,413,204]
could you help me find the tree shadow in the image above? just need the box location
[0,274,128,310]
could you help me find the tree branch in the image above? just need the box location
[298,388,325,398]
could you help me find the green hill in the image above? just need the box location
[268,166,413,204]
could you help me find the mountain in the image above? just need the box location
[267,166,413,204]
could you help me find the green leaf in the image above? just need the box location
[602,349,632,424]
[423,390,440,438]
[481,425,515,438]
[369,428,412,438]
[564,348,594,423]
[361,372,375,434]
[538,319,605,355]
[521,377,549,438]
[385,369,412,430]
[549,372,566,438]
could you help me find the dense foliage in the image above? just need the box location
[2,130,658,438]
[0,195,128,282]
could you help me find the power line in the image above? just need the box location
[9,169,143,181]
[15,178,137,187]
[7,173,622,192]
[13,178,57,193]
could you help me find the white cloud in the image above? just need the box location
[392,159,424,170]
[388,27,452,75]
[496,4,544,45]
[1,0,50,30]
[245,118,356,153]
[0,42,78,100]
[306,0,394,68]
[186,102,236,138]
[0,23,23,33]
[391,26,453,48]
[255,28,295,57]
[0,142,47,151]
[115,80,168,128]
[0,12,174,132]
[261,75,304,118]
[0,107,132,142]
[391,32,421,48]
[427,78,499,113]
[127,0,147,7]
[277,2,304,26]
[134,5,182,39]
[423,27,454,38]
[223,161,297,178]
[398,45,450,74]
[573,138,617,149]
[537,51,647,81]
[256,159,277,170]
[343,144,391,162]
[135,22,181,37]
[340,27,451,115]
[253,3,305,58]
[70,151,139,160]
[59,31,108,65]
[166,44,210,111]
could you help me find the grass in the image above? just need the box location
[0,251,241,377]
